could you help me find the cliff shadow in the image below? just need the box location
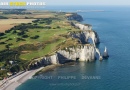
[87,38,93,44]
[57,53,74,64]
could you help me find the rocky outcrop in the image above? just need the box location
[95,48,103,60]
[103,47,109,59]
[75,23,92,30]
[29,54,59,67]
[37,44,95,66]
[70,30,100,45]
[29,14,107,69]
[57,45,95,62]
[66,13,83,22]
[42,54,59,65]
[31,30,102,67]
[33,44,103,66]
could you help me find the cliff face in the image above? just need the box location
[39,44,95,65]
[75,23,92,30]
[29,14,104,68]
[66,13,83,22]
[32,28,102,66]
[58,45,95,62]
[70,30,100,45]
[41,54,59,65]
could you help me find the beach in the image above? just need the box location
[0,67,44,90]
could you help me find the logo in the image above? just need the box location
[0,2,46,6]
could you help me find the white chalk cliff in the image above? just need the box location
[30,14,104,67]
[37,44,95,66]
[75,23,92,30]
[37,29,102,65]
[70,30,100,45]
[58,45,95,62]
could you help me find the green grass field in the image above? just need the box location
[0,10,84,79]
[0,11,79,61]
[20,38,65,60]
[0,10,81,79]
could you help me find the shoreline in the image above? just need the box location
[0,11,102,90]
[0,64,63,90]
[0,67,44,90]
[0,12,84,90]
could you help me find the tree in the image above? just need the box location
[10,65,20,73]
[5,45,9,50]
[0,33,5,36]
[30,35,39,39]
[22,35,29,38]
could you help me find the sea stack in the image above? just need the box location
[103,46,109,59]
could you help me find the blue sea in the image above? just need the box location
[16,6,130,90]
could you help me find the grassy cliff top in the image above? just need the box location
[0,11,80,59]
[0,10,85,78]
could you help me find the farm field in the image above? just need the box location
[0,19,35,32]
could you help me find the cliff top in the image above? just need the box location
[0,10,96,79]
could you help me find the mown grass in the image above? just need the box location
[0,11,79,61]
[0,24,69,51]
[0,10,83,79]
[20,38,65,60]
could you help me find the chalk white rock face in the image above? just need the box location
[50,54,59,64]
[36,29,101,65]
[79,45,95,61]
[71,30,99,45]
[75,23,92,30]
[42,54,59,65]
[57,45,95,62]
[41,45,102,64]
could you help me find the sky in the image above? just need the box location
[1,0,130,5]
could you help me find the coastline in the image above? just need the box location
[0,67,44,90]
[0,12,84,90]
[0,64,62,90]
[0,11,103,90]
[0,62,74,90]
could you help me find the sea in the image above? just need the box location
[16,6,130,90]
